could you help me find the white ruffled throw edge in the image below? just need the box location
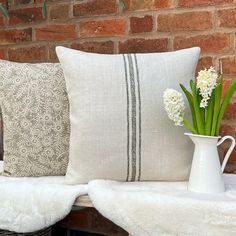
[1,159,236,236]
[88,175,236,236]
[0,161,88,233]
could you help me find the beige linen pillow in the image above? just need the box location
[56,46,200,184]
[0,60,70,176]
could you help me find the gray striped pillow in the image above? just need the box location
[56,46,200,184]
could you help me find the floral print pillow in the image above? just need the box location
[0,60,70,176]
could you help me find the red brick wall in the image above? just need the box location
[0,0,236,170]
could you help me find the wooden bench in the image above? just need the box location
[75,195,131,235]
[56,195,130,236]
[74,195,93,207]
[74,195,93,208]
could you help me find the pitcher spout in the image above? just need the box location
[185,132,220,146]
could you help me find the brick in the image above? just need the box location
[219,124,236,166]
[174,34,230,53]
[222,79,233,97]
[129,0,154,10]
[154,0,171,8]
[130,15,153,33]
[224,163,236,173]
[48,41,114,63]
[9,46,47,62]
[219,133,236,166]
[196,57,213,73]
[35,24,77,41]
[0,15,3,26]
[0,49,4,59]
[158,11,212,32]
[71,41,114,54]
[14,0,32,4]
[80,19,126,37]
[0,28,32,45]
[119,38,168,53]
[123,0,130,10]
[48,44,69,62]
[218,8,236,28]
[73,0,117,17]
[34,0,45,3]
[124,0,169,11]
[221,56,236,75]
[220,123,234,137]
[178,0,233,7]
[9,7,43,25]
[48,45,57,62]
[50,4,69,20]
[223,103,236,120]
[223,148,236,164]
[128,0,170,10]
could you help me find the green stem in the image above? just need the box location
[42,0,47,18]
[0,3,9,19]
[197,90,205,126]
[211,78,222,136]
[180,84,198,131]
[191,82,205,135]
[183,118,198,134]
[216,80,236,135]
[205,91,215,136]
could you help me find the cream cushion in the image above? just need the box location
[56,46,200,184]
[0,61,70,176]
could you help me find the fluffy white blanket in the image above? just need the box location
[88,174,236,236]
[0,162,88,233]
[2,158,236,236]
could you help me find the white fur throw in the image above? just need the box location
[88,174,236,236]
[0,162,87,233]
[1,159,236,236]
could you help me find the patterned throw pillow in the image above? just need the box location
[0,60,70,176]
[56,46,200,184]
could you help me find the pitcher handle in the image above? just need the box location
[217,136,236,172]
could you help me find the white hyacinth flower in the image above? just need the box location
[196,67,218,108]
[163,89,185,126]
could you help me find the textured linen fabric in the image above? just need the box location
[56,46,200,184]
[88,175,236,236]
[0,60,70,176]
[0,111,3,160]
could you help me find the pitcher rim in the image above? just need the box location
[184,132,221,139]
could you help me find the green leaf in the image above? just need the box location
[183,118,197,134]
[191,82,205,135]
[180,84,198,131]
[0,4,9,19]
[42,0,47,18]
[190,81,196,95]
[192,79,205,124]
[216,79,236,136]
[118,0,125,10]
[190,80,195,91]
[211,76,222,136]
[205,90,214,135]
[196,88,205,124]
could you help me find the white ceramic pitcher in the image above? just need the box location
[185,133,236,194]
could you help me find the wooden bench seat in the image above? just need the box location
[74,195,93,208]
[59,195,130,235]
